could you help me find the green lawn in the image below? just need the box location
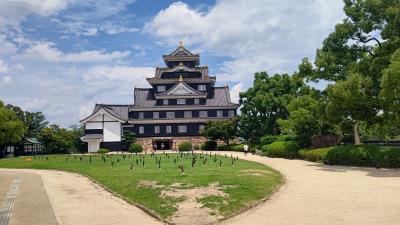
[0,152,282,219]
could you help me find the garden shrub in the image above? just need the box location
[201,140,217,150]
[178,142,192,151]
[325,145,400,168]
[193,144,200,150]
[300,148,330,162]
[97,148,109,154]
[217,144,244,151]
[260,135,295,146]
[263,141,300,159]
[129,143,143,153]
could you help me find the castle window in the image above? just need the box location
[153,112,159,119]
[139,112,144,119]
[177,99,186,104]
[157,85,166,92]
[194,98,200,105]
[163,99,169,105]
[199,111,207,118]
[154,126,160,134]
[178,125,187,133]
[184,111,192,118]
[228,110,235,117]
[139,126,144,134]
[217,110,223,117]
[166,126,172,133]
[198,85,206,91]
[166,112,175,119]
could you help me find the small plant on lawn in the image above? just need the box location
[129,143,143,153]
[98,148,109,154]
[179,142,192,151]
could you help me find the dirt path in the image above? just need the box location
[215,151,400,225]
[0,169,162,225]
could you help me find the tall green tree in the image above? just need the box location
[39,124,76,154]
[238,72,310,143]
[326,73,377,144]
[0,101,25,146]
[200,119,237,145]
[5,104,48,138]
[121,130,136,150]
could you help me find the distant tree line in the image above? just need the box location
[0,99,85,155]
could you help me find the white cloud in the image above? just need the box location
[230,83,242,104]
[21,42,130,62]
[0,60,8,73]
[79,103,95,120]
[100,23,139,35]
[0,0,70,30]
[24,97,50,111]
[2,76,11,84]
[145,0,345,88]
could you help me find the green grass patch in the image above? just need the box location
[0,152,282,219]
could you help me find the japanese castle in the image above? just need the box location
[81,43,238,152]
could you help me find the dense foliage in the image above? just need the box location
[178,142,192,151]
[0,101,25,146]
[298,148,331,162]
[326,145,400,168]
[97,148,109,154]
[201,140,217,150]
[217,143,244,152]
[200,119,237,145]
[129,143,143,153]
[262,141,300,159]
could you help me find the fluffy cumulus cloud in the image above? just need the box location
[145,0,345,100]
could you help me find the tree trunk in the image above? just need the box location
[353,122,361,145]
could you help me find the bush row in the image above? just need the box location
[325,145,400,168]
[217,143,244,151]
[298,148,330,162]
[262,141,300,159]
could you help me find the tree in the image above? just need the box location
[39,124,76,154]
[238,72,311,143]
[5,104,48,138]
[326,73,378,144]
[0,101,25,146]
[200,119,237,145]
[380,49,400,116]
[121,130,136,150]
[278,95,331,147]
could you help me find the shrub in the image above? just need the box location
[217,144,244,151]
[97,148,109,154]
[129,143,143,153]
[179,142,192,151]
[263,141,300,159]
[300,148,330,162]
[260,135,295,145]
[378,147,400,168]
[325,145,400,168]
[193,144,200,150]
[201,140,217,150]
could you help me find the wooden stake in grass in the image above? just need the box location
[203,158,207,166]
[178,164,184,174]
[130,163,133,171]
[80,156,82,163]
[158,159,161,169]
[191,157,196,168]
[111,161,114,167]
[219,160,222,168]
[142,159,145,168]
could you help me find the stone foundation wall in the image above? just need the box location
[137,136,207,152]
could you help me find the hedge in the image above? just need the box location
[260,135,295,146]
[298,148,330,162]
[178,142,192,151]
[325,145,400,168]
[217,144,244,151]
[97,148,109,154]
[129,143,143,153]
[262,141,300,159]
[201,140,217,150]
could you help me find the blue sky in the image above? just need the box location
[0,0,344,127]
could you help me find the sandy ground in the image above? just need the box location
[1,152,400,225]
[217,151,400,225]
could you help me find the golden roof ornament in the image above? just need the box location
[179,75,183,81]
[179,40,183,47]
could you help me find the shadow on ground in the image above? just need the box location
[306,163,400,178]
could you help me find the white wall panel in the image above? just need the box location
[86,122,102,129]
[103,122,121,142]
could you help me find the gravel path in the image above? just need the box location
[1,152,400,225]
[217,151,400,225]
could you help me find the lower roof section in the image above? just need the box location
[129,105,238,112]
